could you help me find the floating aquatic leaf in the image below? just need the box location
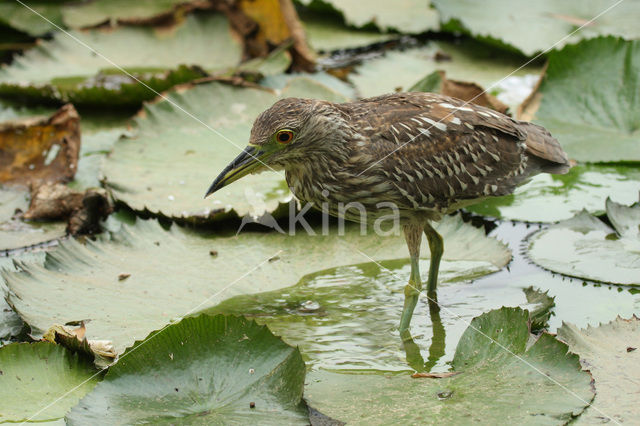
[3,213,507,354]
[297,0,439,33]
[61,0,206,28]
[433,0,640,56]
[305,308,594,424]
[350,40,541,99]
[520,37,640,162]
[467,163,640,222]
[0,14,241,106]
[0,342,99,423]
[558,316,640,425]
[527,198,640,286]
[103,78,346,222]
[66,314,307,424]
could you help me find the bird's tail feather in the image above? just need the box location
[521,122,571,174]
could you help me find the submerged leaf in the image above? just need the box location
[0,342,98,423]
[66,314,307,424]
[520,37,640,162]
[305,307,594,424]
[527,198,640,285]
[558,316,640,424]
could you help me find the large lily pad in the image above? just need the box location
[305,308,594,424]
[103,78,347,222]
[466,163,640,222]
[297,0,439,34]
[350,40,541,99]
[3,213,509,354]
[520,37,640,162]
[0,342,99,423]
[301,13,394,52]
[61,0,204,28]
[433,0,640,56]
[0,186,66,251]
[558,316,640,424]
[0,14,241,106]
[67,314,307,424]
[527,199,640,286]
[0,1,63,36]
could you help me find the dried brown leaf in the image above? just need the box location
[0,104,80,187]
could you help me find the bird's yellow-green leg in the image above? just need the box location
[424,222,443,296]
[400,224,423,333]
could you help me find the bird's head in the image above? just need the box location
[205,97,347,197]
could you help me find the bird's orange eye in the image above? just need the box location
[276,130,294,144]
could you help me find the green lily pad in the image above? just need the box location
[0,1,63,36]
[558,316,640,425]
[67,314,307,424]
[301,13,394,52]
[521,37,640,162]
[61,0,200,28]
[433,0,640,56]
[527,198,640,286]
[3,213,507,354]
[103,78,346,222]
[0,342,99,423]
[350,40,541,99]
[0,186,66,252]
[0,14,241,106]
[466,163,640,222]
[305,307,594,424]
[297,0,439,34]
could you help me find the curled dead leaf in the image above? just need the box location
[0,104,80,187]
[23,183,112,235]
[217,0,315,71]
[43,323,117,368]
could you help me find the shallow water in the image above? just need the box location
[205,220,640,374]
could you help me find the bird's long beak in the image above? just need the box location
[204,145,267,198]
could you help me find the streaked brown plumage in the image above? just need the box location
[206,92,571,332]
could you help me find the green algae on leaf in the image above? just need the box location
[305,308,594,425]
[528,198,640,286]
[520,37,640,162]
[558,316,640,425]
[66,314,307,425]
[0,342,98,423]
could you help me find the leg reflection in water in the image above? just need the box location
[401,298,445,372]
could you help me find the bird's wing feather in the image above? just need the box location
[345,93,531,210]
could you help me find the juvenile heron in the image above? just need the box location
[205,92,570,331]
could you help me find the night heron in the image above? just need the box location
[205,92,570,332]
